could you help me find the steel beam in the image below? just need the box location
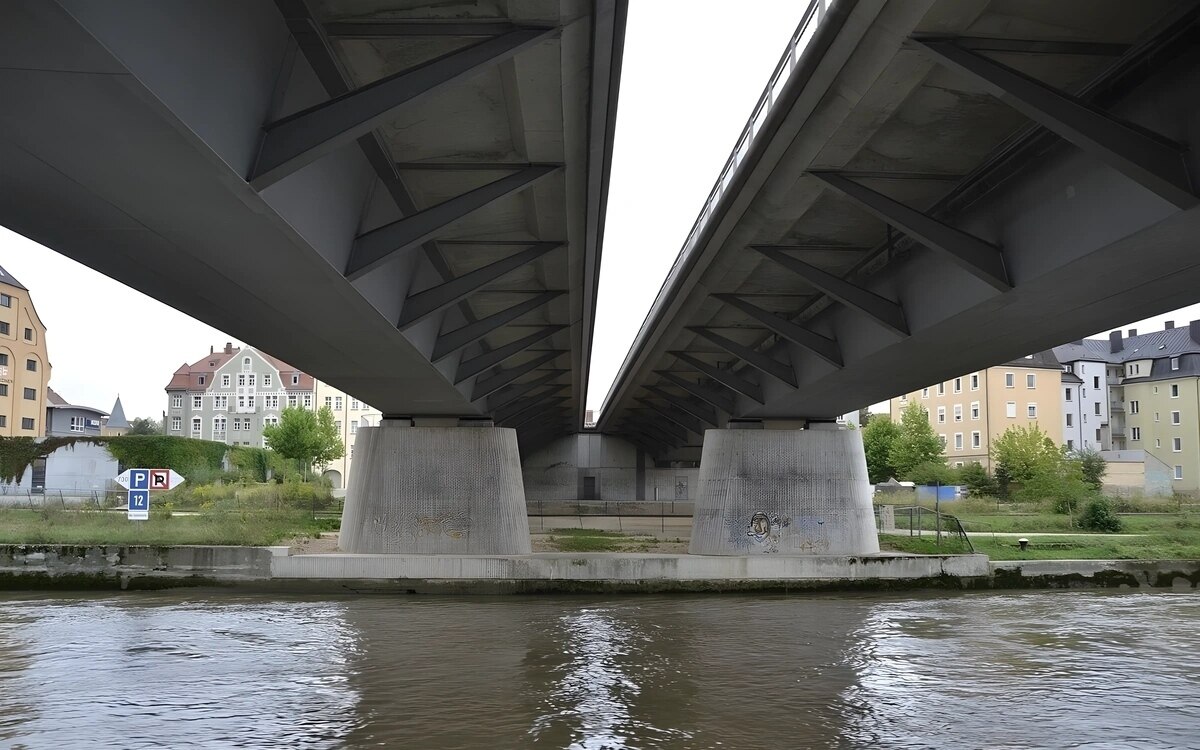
[634,398,705,436]
[487,370,568,411]
[752,245,910,335]
[654,370,735,414]
[808,172,1011,291]
[669,351,763,405]
[627,410,689,443]
[455,326,566,382]
[431,290,564,360]
[621,418,684,447]
[470,350,565,400]
[507,399,569,428]
[952,37,1131,57]
[349,169,560,281]
[493,385,571,423]
[644,385,718,426]
[711,294,843,367]
[620,425,680,451]
[324,20,519,38]
[251,28,556,187]
[687,328,797,388]
[914,38,1196,209]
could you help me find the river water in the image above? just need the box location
[0,591,1197,749]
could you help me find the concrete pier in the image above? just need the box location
[689,426,880,556]
[339,425,531,554]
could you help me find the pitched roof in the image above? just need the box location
[107,396,129,429]
[46,386,68,406]
[44,386,108,416]
[164,345,313,392]
[1055,324,1200,365]
[0,265,28,291]
[997,349,1063,371]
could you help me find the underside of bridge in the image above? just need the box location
[598,0,1200,466]
[0,0,624,456]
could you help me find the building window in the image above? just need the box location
[243,357,252,371]
[191,417,201,436]
[1065,389,1072,402]
[1067,439,1074,450]
[25,359,35,372]
[1173,411,1181,425]
[953,378,962,394]
[0,323,8,336]
[937,406,946,424]
[198,375,205,386]
[214,395,228,410]
[292,374,300,385]
[970,402,980,420]
[350,422,358,435]
[1027,404,1037,418]
[1171,384,1180,398]
[325,396,332,409]
[938,434,947,449]
[171,416,181,432]
[264,416,278,427]
[246,395,255,409]
[953,433,963,450]
[22,387,35,401]
[237,395,246,410]
[1096,429,1102,441]
[233,418,241,431]
[0,384,7,396]
[264,395,278,410]
[1129,400,1139,415]
[23,328,32,342]
[351,399,360,410]
[1066,413,1073,427]
[1005,373,1014,388]
[21,417,34,431]
[238,374,246,387]
[953,404,962,422]
[1174,437,1183,452]
[334,421,342,433]
[193,395,202,409]
[937,383,945,396]
[1006,402,1016,418]
[264,374,272,387]
[248,374,256,387]
[970,374,979,391]
[1095,402,1102,415]
[213,416,226,436]
[1155,412,1160,422]
[1171,357,1180,371]
[288,394,298,408]
[303,395,313,408]
[69,416,84,433]
[0,354,7,367]
[1093,376,1100,389]
[971,431,981,449]
[335,396,343,410]
[350,445,355,459]
[172,394,183,409]
[0,294,11,307]
[1026,373,1036,388]
[1131,426,1141,441]
[1175,465,1184,480]
[222,374,230,387]
[921,388,929,399]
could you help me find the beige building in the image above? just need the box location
[314,380,382,491]
[0,266,50,436]
[889,352,1066,471]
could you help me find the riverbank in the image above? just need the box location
[1,544,1198,594]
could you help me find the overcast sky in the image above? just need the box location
[3,2,1200,422]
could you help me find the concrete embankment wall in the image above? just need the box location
[2,545,1200,594]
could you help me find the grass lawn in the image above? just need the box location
[0,508,337,547]
[540,528,671,553]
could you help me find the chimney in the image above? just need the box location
[1165,321,1175,330]
[224,342,233,354]
[1191,320,1200,345]
[210,345,214,355]
[1109,330,1123,353]
[1127,329,1137,337]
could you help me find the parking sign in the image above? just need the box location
[127,489,150,521]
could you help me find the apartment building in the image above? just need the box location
[165,343,314,447]
[0,265,50,436]
[1057,321,1200,493]
[314,380,381,490]
[889,352,1066,470]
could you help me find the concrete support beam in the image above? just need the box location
[455,326,566,382]
[339,425,531,554]
[807,172,1011,291]
[689,427,879,556]
[507,400,569,428]
[643,385,719,426]
[349,171,560,281]
[752,245,910,335]
[633,397,705,436]
[711,294,843,367]
[325,20,519,38]
[628,410,689,443]
[914,38,1197,209]
[470,350,566,400]
[487,370,567,411]
[621,419,684,448]
[492,384,570,423]
[432,290,564,360]
[654,371,735,414]
[687,327,798,388]
[251,28,556,187]
[669,351,764,405]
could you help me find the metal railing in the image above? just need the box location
[597,0,828,416]
[882,506,975,552]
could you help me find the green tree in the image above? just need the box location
[126,417,161,436]
[906,461,960,486]
[1074,447,1107,491]
[263,406,344,478]
[959,462,998,496]
[862,416,900,483]
[890,402,945,479]
[991,424,1060,484]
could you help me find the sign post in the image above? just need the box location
[115,468,186,521]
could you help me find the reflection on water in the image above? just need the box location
[0,591,1197,749]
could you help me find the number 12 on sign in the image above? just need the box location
[127,490,150,521]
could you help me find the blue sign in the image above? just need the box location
[128,469,149,490]
[127,489,150,520]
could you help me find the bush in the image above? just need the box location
[959,462,998,497]
[1078,498,1123,532]
[905,461,959,487]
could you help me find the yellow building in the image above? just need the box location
[889,352,1065,470]
[314,380,382,491]
[0,266,49,436]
